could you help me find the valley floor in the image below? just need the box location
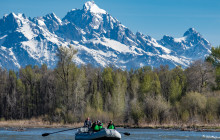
[1,119,220,132]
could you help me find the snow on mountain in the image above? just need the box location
[0,12,66,70]
[0,1,212,70]
[159,28,211,59]
[83,1,107,14]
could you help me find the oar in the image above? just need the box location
[42,127,80,137]
[120,132,130,136]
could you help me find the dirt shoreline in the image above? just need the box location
[1,120,220,132]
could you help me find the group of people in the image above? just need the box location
[84,117,115,132]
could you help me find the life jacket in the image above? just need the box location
[99,123,103,129]
[108,124,115,129]
[94,125,100,131]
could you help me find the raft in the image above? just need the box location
[75,127,121,140]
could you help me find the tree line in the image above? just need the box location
[0,46,219,125]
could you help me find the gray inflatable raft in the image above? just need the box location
[75,127,121,140]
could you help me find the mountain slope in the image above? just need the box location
[0,1,211,70]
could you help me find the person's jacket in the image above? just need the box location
[94,124,100,131]
[98,123,103,129]
[107,123,115,129]
[84,120,91,128]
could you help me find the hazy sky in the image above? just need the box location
[0,0,219,46]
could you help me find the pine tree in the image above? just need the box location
[206,46,220,89]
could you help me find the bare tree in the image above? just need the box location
[185,60,215,93]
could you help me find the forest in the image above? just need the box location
[0,46,219,126]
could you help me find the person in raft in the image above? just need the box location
[91,121,96,129]
[98,120,103,130]
[107,120,115,129]
[92,121,100,132]
[84,117,91,128]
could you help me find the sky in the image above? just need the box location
[0,0,219,46]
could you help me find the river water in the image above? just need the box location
[1,127,220,140]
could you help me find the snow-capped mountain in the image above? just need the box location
[0,1,211,70]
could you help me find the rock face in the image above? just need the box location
[0,1,211,70]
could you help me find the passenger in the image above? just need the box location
[93,121,100,132]
[98,120,103,130]
[91,121,95,130]
[84,117,91,128]
[107,120,115,129]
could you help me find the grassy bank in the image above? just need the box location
[1,118,220,132]
[0,118,83,128]
[122,123,220,132]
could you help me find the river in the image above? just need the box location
[1,127,220,140]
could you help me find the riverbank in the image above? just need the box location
[123,123,220,132]
[0,118,83,128]
[1,119,220,132]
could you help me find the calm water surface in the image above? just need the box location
[1,127,220,140]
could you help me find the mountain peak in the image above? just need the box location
[45,12,56,17]
[183,28,199,36]
[6,12,26,20]
[43,12,62,24]
[0,3,212,70]
[7,12,17,19]
[44,12,59,19]
[83,1,106,14]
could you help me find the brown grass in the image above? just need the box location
[1,118,220,132]
[0,118,83,128]
[121,122,220,132]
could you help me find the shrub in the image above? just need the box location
[130,99,144,125]
[181,110,189,122]
[180,92,207,118]
[144,95,170,124]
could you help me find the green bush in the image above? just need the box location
[0,117,5,121]
[131,100,144,125]
[144,95,170,124]
[180,92,207,118]
[181,110,189,122]
[205,97,219,122]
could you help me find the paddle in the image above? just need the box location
[42,127,80,137]
[120,132,130,136]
